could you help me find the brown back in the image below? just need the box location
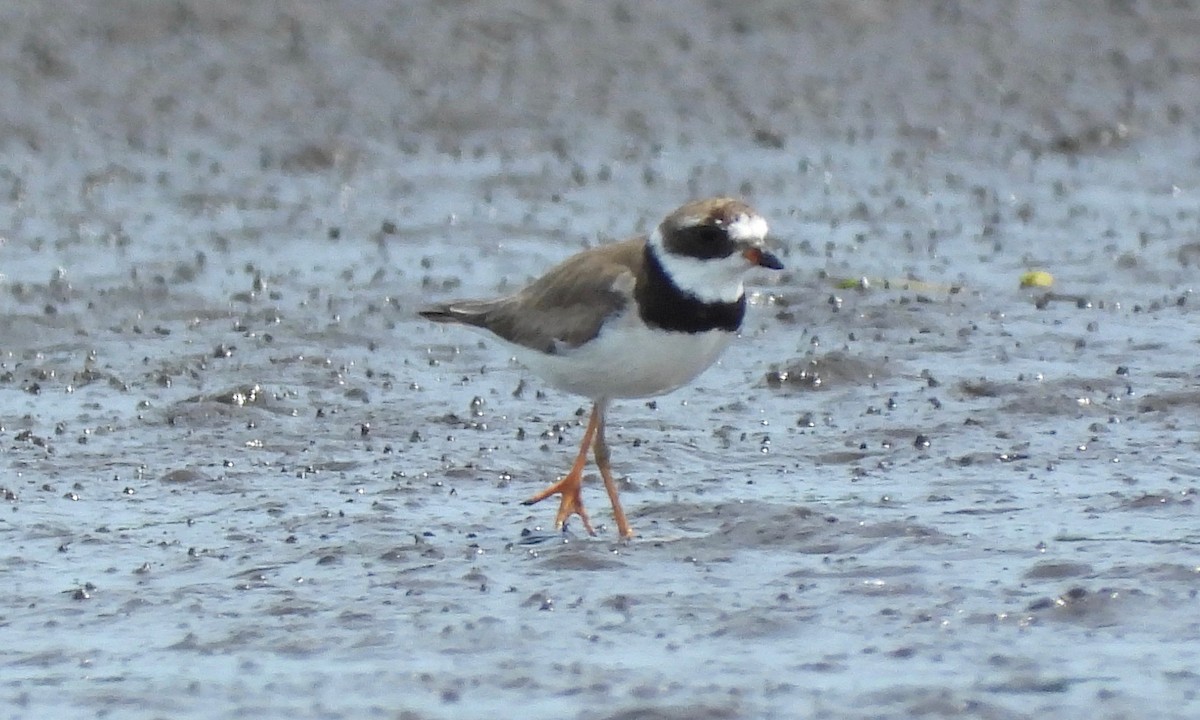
[420,236,646,354]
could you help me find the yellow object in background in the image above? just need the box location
[1019,270,1054,288]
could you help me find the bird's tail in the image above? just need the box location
[417,301,495,328]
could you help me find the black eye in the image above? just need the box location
[669,224,735,259]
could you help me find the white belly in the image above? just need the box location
[510,314,735,399]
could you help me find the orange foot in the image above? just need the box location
[522,471,596,536]
[522,403,602,536]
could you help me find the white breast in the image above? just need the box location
[508,310,736,400]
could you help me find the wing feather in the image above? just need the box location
[419,237,646,354]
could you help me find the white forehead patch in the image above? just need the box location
[726,213,769,242]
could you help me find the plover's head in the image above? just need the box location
[649,197,784,303]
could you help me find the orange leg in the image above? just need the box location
[592,401,633,539]
[522,403,601,535]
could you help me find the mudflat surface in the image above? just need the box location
[3,2,1200,719]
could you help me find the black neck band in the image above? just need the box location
[635,247,745,333]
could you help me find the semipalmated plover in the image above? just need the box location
[420,197,783,539]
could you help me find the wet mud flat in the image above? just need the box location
[4,1,1200,719]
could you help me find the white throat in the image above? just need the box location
[648,227,746,304]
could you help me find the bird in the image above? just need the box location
[419,197,783,539]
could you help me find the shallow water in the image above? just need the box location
[3,2,1200,719]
